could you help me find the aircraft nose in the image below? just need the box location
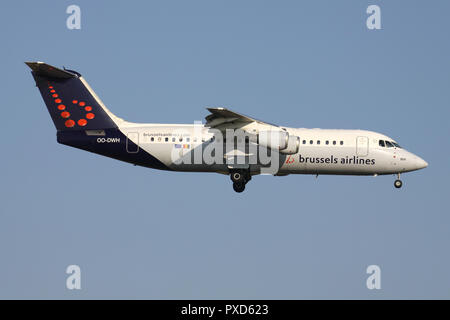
[415,156,428,170]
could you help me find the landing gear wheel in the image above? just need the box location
[231,172,244,184]
[230,170,250,192]
[233,183,245,193]
[394,179,403,189]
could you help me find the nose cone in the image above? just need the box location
[415,156,428,170]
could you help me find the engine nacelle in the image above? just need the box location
[280,135,300,154]
[257,130,289,150]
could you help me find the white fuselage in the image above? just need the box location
[119,123,428,176]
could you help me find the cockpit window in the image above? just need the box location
[379,139,401,148]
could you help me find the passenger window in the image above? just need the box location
[165,137,168,142]
[326,141,329,145]
[317,140,320,145]
[179,137,183,142]
[186,137,190,142]
[172,137,176,142]
[151,137,154,142]
[340,141,343,145]
[385,141,394,148]
[379,140,385,147]
[303,140,306,144]
[310,140,313,145]
[333,141,336,145]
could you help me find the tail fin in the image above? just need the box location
[26,62,119,131]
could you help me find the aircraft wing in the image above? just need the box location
[205,107,277,129]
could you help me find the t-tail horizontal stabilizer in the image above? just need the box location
[26,61,118,131]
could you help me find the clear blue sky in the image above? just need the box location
[0,0,449,299]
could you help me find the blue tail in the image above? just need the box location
[26,62,118,131]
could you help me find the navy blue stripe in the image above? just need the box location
[57,129,171,171]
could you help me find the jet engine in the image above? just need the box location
[280,135,300,154]
[257,130,300,154]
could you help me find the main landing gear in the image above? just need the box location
[230,170,251,193]
[394,173,403,189]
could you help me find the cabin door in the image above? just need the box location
[356,136,369,156]
[126,132,139,153]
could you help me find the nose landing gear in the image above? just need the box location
[394,173,403,189]
[230,170,251,193]
[233,182,246,193]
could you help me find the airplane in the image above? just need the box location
[26,61,428,192]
